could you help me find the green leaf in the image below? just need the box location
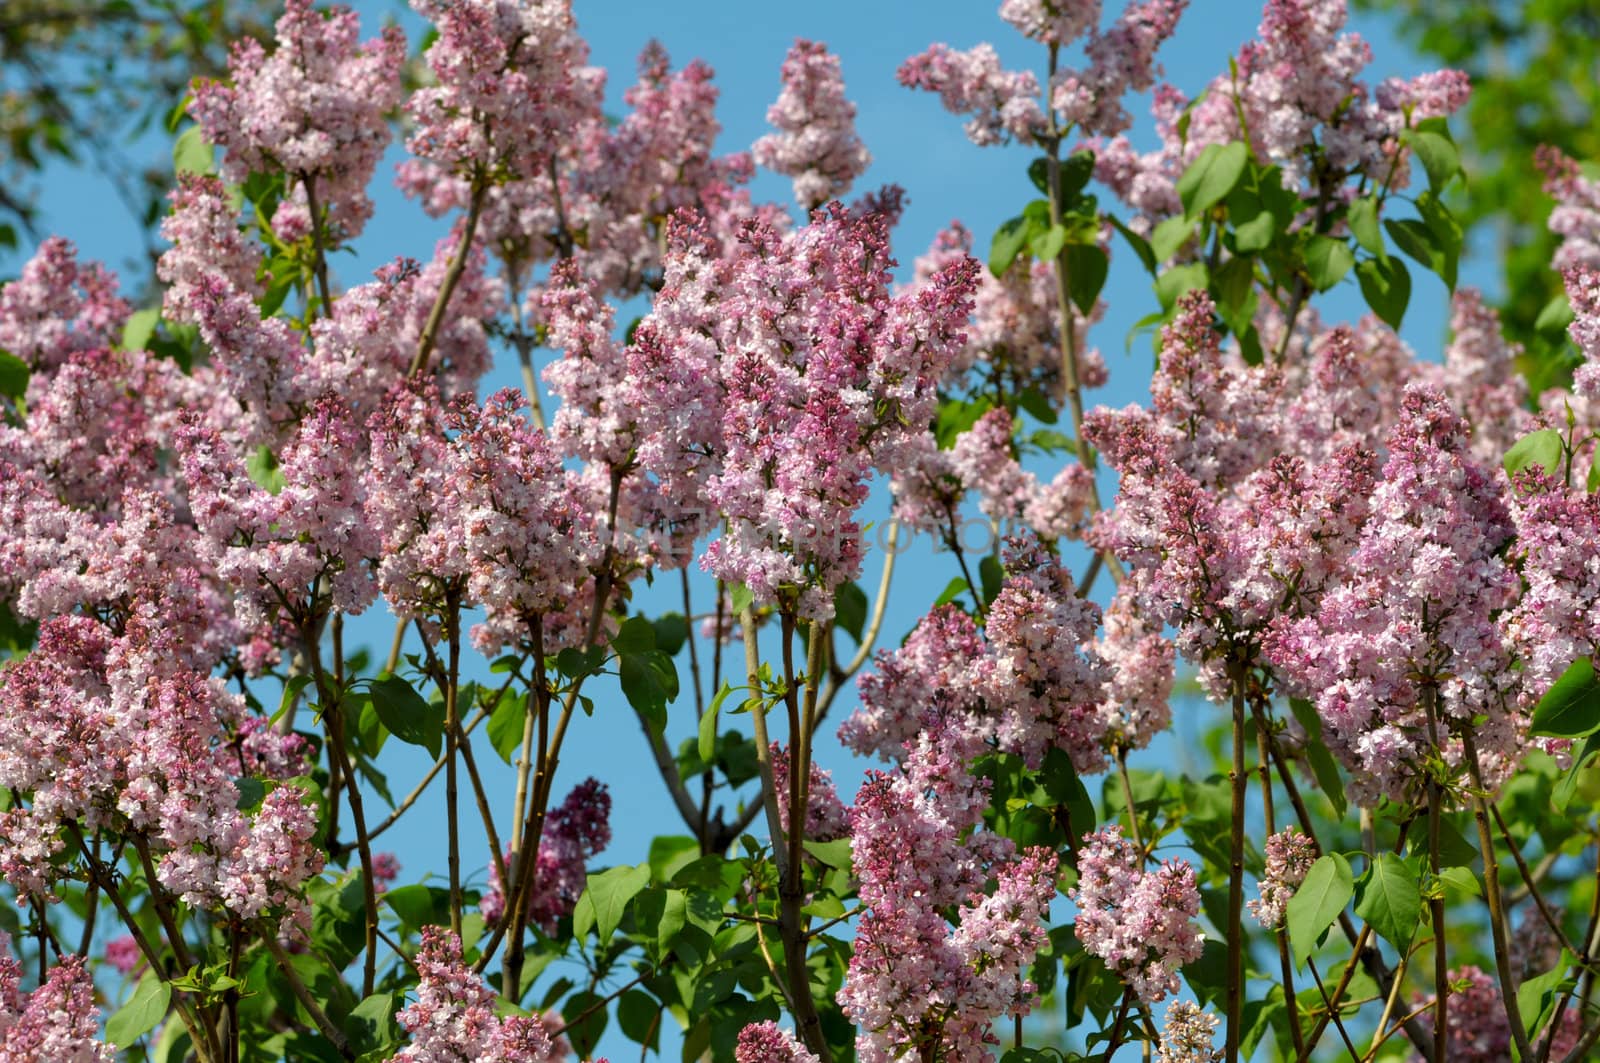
[1346,197,1384,257]
[1504,428,1564,478]
[620,650,678,731]
[1150,215,1192,264]
[107,973,172,1047]
[572,864,651,947]
[1516,951,1575,1043]
[656,889,688,955]
[1304,236,1355,291]
[1354,853,1422,952]
[1555,729,1600,811]
[1404,128,1461,193]
[370,674,443,760]
[617,989,663,1051]
[934,577,970,607]
[1531,657,1600,738]
[345,992,403,1055]
[651,613,689,656]
[1232,207,1276,254]
[610,615,657,656]
[121,307,161,353]
[1287,853,1353,970]
[245,445,287,496]
[834,581,868,643]
[172,125,213,175]
[728,582,754,616]
[1108,214,1157,274]
[1355,256,1411,330]
[1535,291,1575,334]
[990,216,1031,277]
[1065,243,1109,315]
[698,682,737,765]
[486,692,528,766]
[1155,262,1209,312]
[0,350,26,401]
[978,554,1004,606]
[1437,865,1481,897]
[273,674,312,726]
[384,884,442,930]
[802,838,853,868]
[1031,223,1067,263]
[1178,142,1249,220]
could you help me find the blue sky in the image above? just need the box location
[5,0,1490,1051]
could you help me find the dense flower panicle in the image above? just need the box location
[1430,289,1531,461]
[1539,145,1600,272]
[389,927,567,1063]
[179,396,379,630]
[754,40,871,209]
[841,605,991,762]
[1248,827,1316,928]
[0,946,114,1062]
[735,1023,820,1063]
[1504,471,1600,692]
[897,43,1046,147]
[770,742,850,841]
[841,724,1056,1063]
[1157,1001,1222,1063]
[0,238,128,374]
[985,540,1115,770]
[1000,0,1101,45]
[405,0,599,186]
[446,389,601,653]
[541,260,641,469]
[1265,385,1520,804]
[480,779,611,931]
[158,174,263,324]
[1050,0,1187,137]
[1093,587,1176,752]
[1406,966,1509,1063]
[103,935,143,977]
[0,614,323,917]
[186,274,307,444]
[189,0,404,240]
[1565,267,1600,401]
[1070,827,1205,1002]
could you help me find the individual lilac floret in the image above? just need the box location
[189,0,404,241]
[1070,826,1205,1003]
[753,39,871,210]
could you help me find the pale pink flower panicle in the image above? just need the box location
[189,0,405,241]
[754,39,871,210]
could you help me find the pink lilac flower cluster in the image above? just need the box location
[841,721,1058,1063]
[1403,967,1581,1063]
[770,742,851,842]
[1050,0,1187,138]
[999,0,1101,45]
[0,941,114,1061]
[1428,289,1532,463]
[387,927,568,1063]
[897,44,1047,147]
[481,779,611,932]
[1070,826,1205,1003]
[753,40,871,210]
[1093,0,1467,230]
[735,1023,821,1063]
[1266,386,1520,804]
[1086,293,1384,696]
[1247,827,1316,928]
[1564,266,1600,402]
[364,385,600,648]
[0,237,128,374]
[892,407,1095,543]
[1539,145,1600,272]
[1504,471,1600,692]
[842,540,1165,775]
[0,613,324,921]
[1157,1000,1223,1063]
[189,0,405,241]
[543,206,978,619]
